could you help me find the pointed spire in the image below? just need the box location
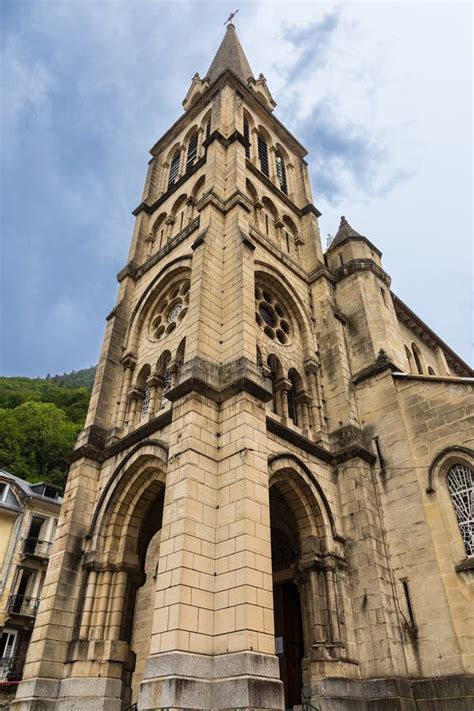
[331,215,362,248]
[207,23,254,85]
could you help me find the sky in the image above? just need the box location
[1,0,472,377]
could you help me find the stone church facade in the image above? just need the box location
[13,24,473,711]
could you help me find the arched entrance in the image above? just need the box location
[77,447,168,709]
[126,488,164,705]
[270,484,305,709]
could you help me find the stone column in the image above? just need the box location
[144,232,154,258]
[108,570,128,641]
[305,358,324,436]
[185,196,195,224]
[79,569,99,640]
[116,354,136,430]
[296,391,311,436]
[276,377,291,421]
[165,216,175,242]
[126,387,142,431]
[274,219,284,249]
[95,570,113,640]
[324,562,341,645]
[253,199,263,231]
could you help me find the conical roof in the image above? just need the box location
[330,216,362,248]
[207,23,254,85]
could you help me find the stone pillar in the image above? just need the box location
[305,358,324,436]
[116,354,136,430]
[276,378,291,422]
[108,570,128,641]
[185,196,195,224]
[79,569,99,639]
[126,387,142,431]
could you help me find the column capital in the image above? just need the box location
[304,357,320,374]
[121,352,137,370]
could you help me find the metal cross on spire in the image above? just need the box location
[224,9,239,26]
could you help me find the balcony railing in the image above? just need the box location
[0,656,25,682]
[7,595,40,617]
[23,537,52,558]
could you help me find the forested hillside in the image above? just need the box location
[0,367,96,488]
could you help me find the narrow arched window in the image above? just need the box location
[405,345,414,373]
[447,463,473,556]
[141,385,150,416]
[243,117,250,159]
[275,153,287,194]
[168,152,180,189]
[186,134,198,172]
[287,385,297,425]
[258,134,269,176]
[412,343,423,374]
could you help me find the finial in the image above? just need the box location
[224,9,239,26]
[340,215,347,224]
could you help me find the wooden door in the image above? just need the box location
[273,581,304,709]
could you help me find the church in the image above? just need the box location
[12,23,473,711]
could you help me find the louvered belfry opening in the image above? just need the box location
[168,152,180,189]
[186,134,198,172]
[258,134,269,176]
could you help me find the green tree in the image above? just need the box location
[0,401,81,487]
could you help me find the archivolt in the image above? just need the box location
[268,453,338,545]
[124,256,192,352]
[88,439,168,546]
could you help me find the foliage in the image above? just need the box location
[0,402,82,487]
[0,366,96,487]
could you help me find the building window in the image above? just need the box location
[255,286,292,344]
[258,134,269,176]
[412,343,423,374]
[168,152,180,189]
[275,153,287,194]
[447,463,473,557]
[141,385,150,416]
[243,117,250,158]
[186,134,198,172]
[150,280,190,340]
[0,482,8,502]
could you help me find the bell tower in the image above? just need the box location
[13,21,474,711]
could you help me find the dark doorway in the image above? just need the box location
[270,484,305,709]
[273,580,304,709]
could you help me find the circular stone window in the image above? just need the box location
[255,286,292,344]
[150,280,190,340]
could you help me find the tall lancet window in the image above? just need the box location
[186,133,198,171]
[243,117,250,159]
[275,153,288,194]
[447,463,473,556]
[258,134,269,176]
[168,151,180,189]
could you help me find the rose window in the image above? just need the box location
[150,280,190,340]
[255,286,291,344]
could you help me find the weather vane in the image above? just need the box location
[224,9,239,26]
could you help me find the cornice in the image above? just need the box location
[266,416,376,466]
[392,293,473,377]
[332,259,391,287]
[68,409,172,464]
[326,233,382,258]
